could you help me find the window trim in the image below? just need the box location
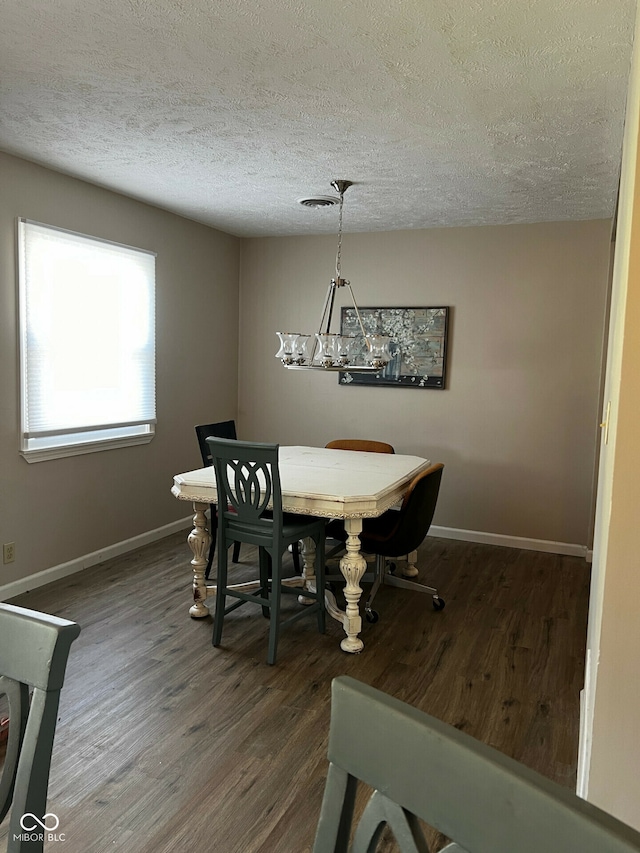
[20,430,155,464]
[17,218,157,463]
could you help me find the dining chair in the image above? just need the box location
[0,603,80,853]
[196,421,301,580]
[313,676,640,853]
[325,464,445,622]
[195,421,241,578]
[207,437,326,665]
[325,438,395,454]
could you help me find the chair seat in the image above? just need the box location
[225,513,324,552]
[282,512,325,541]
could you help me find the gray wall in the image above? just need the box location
[0,152,240,585]
[238,220,611,547]
[0,151,613,588]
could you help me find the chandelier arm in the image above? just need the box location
[324,281,338,335]
[317,280,337,337]
[346,283,372,351]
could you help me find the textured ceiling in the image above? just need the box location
[0,0,636,237]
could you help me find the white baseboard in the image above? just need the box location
[428,525,589,559]
[0,516,193,603]
[0,517,589,604]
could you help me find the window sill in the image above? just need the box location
[20,432,154,463]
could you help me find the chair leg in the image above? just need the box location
[383,573,439,597]
[267,548,282,665]
[205,504,218,580]
[292,540,301,574]
[259,548,271,619]
[212,539,228,648]
[232,540,241,563]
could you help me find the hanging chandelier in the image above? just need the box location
[276,180,391,372]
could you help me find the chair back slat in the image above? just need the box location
[0,677,27,826]
[221,459,273,520]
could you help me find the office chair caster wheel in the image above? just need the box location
[365,609,379,623]
[432,597,445,611]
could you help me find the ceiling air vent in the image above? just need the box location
[298,195,339,208]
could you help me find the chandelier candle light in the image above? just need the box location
[276,180,391,372]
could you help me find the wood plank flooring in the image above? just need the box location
[0,533,589,852]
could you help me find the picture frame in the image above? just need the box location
[339,306,449,389]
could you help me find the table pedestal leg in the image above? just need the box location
[338,518,366,653]
[188,502,211,618]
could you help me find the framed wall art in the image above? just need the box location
[339,306,449,389]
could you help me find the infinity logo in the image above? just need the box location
[20,813,60,832]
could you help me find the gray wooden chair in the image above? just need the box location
[0,603,80,853]
[314,676,640,853]
[196,420,301,580]
[208,437,326,665]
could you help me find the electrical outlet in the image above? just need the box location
[3,543,15,564]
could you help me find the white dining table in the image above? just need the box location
[171,445,431,653]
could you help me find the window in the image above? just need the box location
[18,219,156,462]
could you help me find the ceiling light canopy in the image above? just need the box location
[276,180,391,373]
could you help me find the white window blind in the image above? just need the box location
[18,219,156,461]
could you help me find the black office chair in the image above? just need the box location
[0,603,80,853]
[314,676,640,853]
[195,421,242,578]
[325,463,445,622]
[208,437,326,665]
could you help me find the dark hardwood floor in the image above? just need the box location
[0,533,589,852]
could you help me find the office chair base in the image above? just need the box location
[374,571,445,611]
[326,563,445,621]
